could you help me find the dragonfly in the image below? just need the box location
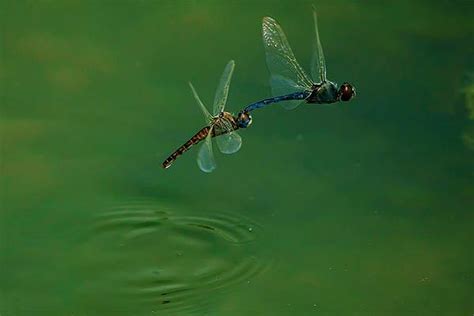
[243,7,356,113]
[162,60,252,173]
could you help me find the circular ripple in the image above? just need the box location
[79,200,268,314]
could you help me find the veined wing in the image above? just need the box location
[213,60,235,116]
[189,82,212,123]
[270,75,307,109]
[310,7,327,83]
[262,16,313,103]
[217,132,242,154]
[197,126,216,173]
[216,118,242,154]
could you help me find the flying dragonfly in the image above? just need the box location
[162,60,252,173]
[242,7,356,113]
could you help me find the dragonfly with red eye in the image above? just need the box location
[243,7,356,113]
[162,60,252,173]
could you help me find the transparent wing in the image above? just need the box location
[262,16,313,102]
[216,119,242,154]
[216,132,242,154]
[270,75,307,109]
[197,127,216,173]
[310,7,327,82]
[213,60,235,116]
[189,82,212,123]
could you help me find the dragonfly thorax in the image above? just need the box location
[212,112,236,130]
[211,111,248,138]
[306,81,339,104]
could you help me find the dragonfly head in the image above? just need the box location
[338,82,356,101]
[236,111,252,128]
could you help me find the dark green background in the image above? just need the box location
[1,1,473,315]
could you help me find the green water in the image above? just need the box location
[1,1,473,315]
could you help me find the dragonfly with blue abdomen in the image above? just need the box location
[242,7,356,113]
[162,60,252,173]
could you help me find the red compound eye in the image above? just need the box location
[339,83,355,101]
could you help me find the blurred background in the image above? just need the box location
[1,0,473,315]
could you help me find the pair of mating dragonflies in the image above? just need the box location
[162,9,356,172]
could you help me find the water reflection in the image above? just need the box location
[80,200,267,314]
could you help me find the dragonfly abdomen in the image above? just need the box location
[244,91,308,112]
[162,126,211,169]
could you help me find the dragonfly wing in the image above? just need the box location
[189,82,212,123]
[216,132,242,154]
[262,16,313,102]
[310,7,327,82]
[270,75,307,109]
[213,60,235,116]
[216,118,242,154]
[197,127,216,173]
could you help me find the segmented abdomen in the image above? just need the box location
[162,126,211,169]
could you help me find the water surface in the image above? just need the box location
[1,1,473,315]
